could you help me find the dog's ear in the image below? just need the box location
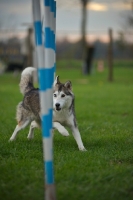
[64,81,72,91]
[54,76,60,86]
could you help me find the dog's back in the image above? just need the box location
[23,88,40,119]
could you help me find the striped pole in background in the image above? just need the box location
[32,0,56,199]
[53,0,56,76]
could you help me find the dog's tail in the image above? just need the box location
[19,67,37,95]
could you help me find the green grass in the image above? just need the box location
[0,60,133,200]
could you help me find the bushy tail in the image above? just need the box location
[19,67,37,95]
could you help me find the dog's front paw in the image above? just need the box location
[59,127,69,137]
[9,137,15,142]
[62,131,69,137]
[78,146,87,151]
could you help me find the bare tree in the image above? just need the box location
[57,0,93,74]
[80,0,94,75]
[122,0,133,56]
[80,0,88,58]
[124,0,133,26]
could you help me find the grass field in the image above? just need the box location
[0,60,133,200]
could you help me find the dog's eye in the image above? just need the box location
[54,94,57,97]
[61,94,65,98]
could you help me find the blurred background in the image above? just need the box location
[0,0,132,77]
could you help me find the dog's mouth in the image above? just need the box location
[56,107,61,111]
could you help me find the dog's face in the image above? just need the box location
[53,76,74,111]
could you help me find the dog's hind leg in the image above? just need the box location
[9,119,30,141]
[27,121,39,139]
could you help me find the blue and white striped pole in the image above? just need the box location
[43,0,56,199]
[32,0,56,199]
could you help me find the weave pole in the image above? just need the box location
[43,0,56,198]
[32,0,56,199]
[54,0,56,76]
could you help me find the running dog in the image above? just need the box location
[9,67,86,151]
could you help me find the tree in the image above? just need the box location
[80,0,88,58]
[57,0,93,74]
[123,0,133,56]
[80,0,94,75]
[124,0,133,27]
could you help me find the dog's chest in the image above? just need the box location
[53,110,70,126]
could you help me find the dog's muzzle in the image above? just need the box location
[55,103,61,111]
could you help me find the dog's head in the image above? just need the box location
[53,76,74,111]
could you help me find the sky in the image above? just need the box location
[0,0,131,42]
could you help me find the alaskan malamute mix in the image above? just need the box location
[9,67,86,151]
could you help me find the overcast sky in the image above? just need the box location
[0,0,131,42]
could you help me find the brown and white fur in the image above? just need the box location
[9,67,86,151]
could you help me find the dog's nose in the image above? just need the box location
[55,103,60,108]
